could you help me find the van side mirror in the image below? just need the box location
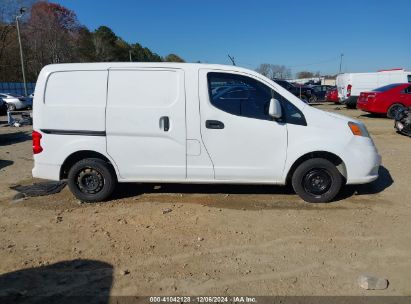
[268,98,282,119]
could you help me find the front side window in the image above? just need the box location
[408,75,411,83]
[207,72,306,125]
[208,72,273,120]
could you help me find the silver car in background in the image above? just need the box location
[0,93,33,111]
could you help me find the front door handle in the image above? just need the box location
[160,116,169,132]
[206,120,224,129]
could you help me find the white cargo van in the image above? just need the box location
[336,69,411,108]
[32,63,381,203]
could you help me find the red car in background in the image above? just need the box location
[357,83,411,118]
[325,88,339,103]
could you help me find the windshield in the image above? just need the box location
[372,83,401,92]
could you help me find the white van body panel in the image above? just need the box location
[198,69,288,183]
[283,107,379,184]
[184,68,215,180]
[33,63,380,188]
[106,68,186,180]
[43,70,107,131]
[337,70,411,101]
[32,135,109,181]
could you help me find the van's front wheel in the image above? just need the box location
[291,158,343,203]
[68,158,116,203]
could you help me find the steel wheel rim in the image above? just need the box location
[303,169,332,196]
[76,167,104,194]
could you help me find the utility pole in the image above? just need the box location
[228,54,236,66]
[339,53,344,74]
[16,7,27,96]
[129,50,132,62]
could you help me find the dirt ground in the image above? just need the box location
[0,104,410,298]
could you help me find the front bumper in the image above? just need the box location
[345,141,382,185]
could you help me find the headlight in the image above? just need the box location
[348,122,370,137]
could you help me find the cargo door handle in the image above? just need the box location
[160,116,169,132]
[206,120,224,129]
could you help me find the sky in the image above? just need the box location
[55,0,410,76]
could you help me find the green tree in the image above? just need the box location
[163,53,185,63]
[76,26,96,62]
[93,26,119,61]
[0,1,186,81]
[130,43,162,62]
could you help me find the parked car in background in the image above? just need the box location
[394,107,411,136]
[336,69,411,108]
[325,88,339,103]
[0,96,6,114]
[309,85,335,102]
[273,79,313,102]
[304,80,321,86]
[0,93,32,111]
[357,83,411,118]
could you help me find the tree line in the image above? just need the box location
[0,0,185,82]
[255,63,325,80]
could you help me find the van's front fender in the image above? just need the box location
[282,128,380,185]
[281,119,353,184]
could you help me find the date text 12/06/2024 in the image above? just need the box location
[149,296,257,303]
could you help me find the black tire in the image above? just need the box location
[387,103,404,119]
[344,96,358,109]
[7,103,16,111]
[291,158,343,203]
[67,158,117,203]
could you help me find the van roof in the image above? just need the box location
[40,62,255,74]
[338,69,410,76]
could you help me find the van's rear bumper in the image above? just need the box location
[357,100,386,114]
[32,163,60,181]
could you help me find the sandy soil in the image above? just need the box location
[0,104,410,297]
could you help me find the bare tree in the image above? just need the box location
[24,2,81,76]
[256,63,271,77]
[256,63,291,80]
[295,71,322,79]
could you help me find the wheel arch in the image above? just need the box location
[386,102,405,114]
[285,151,347,184]
[60,150,117,180]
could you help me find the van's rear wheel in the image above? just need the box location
[67,158,116,203]
[291,158,343,203]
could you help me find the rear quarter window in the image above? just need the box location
[107,70,180,107]
[42,70,108,131]
[372,83,402,92]
[45,71,107,106]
